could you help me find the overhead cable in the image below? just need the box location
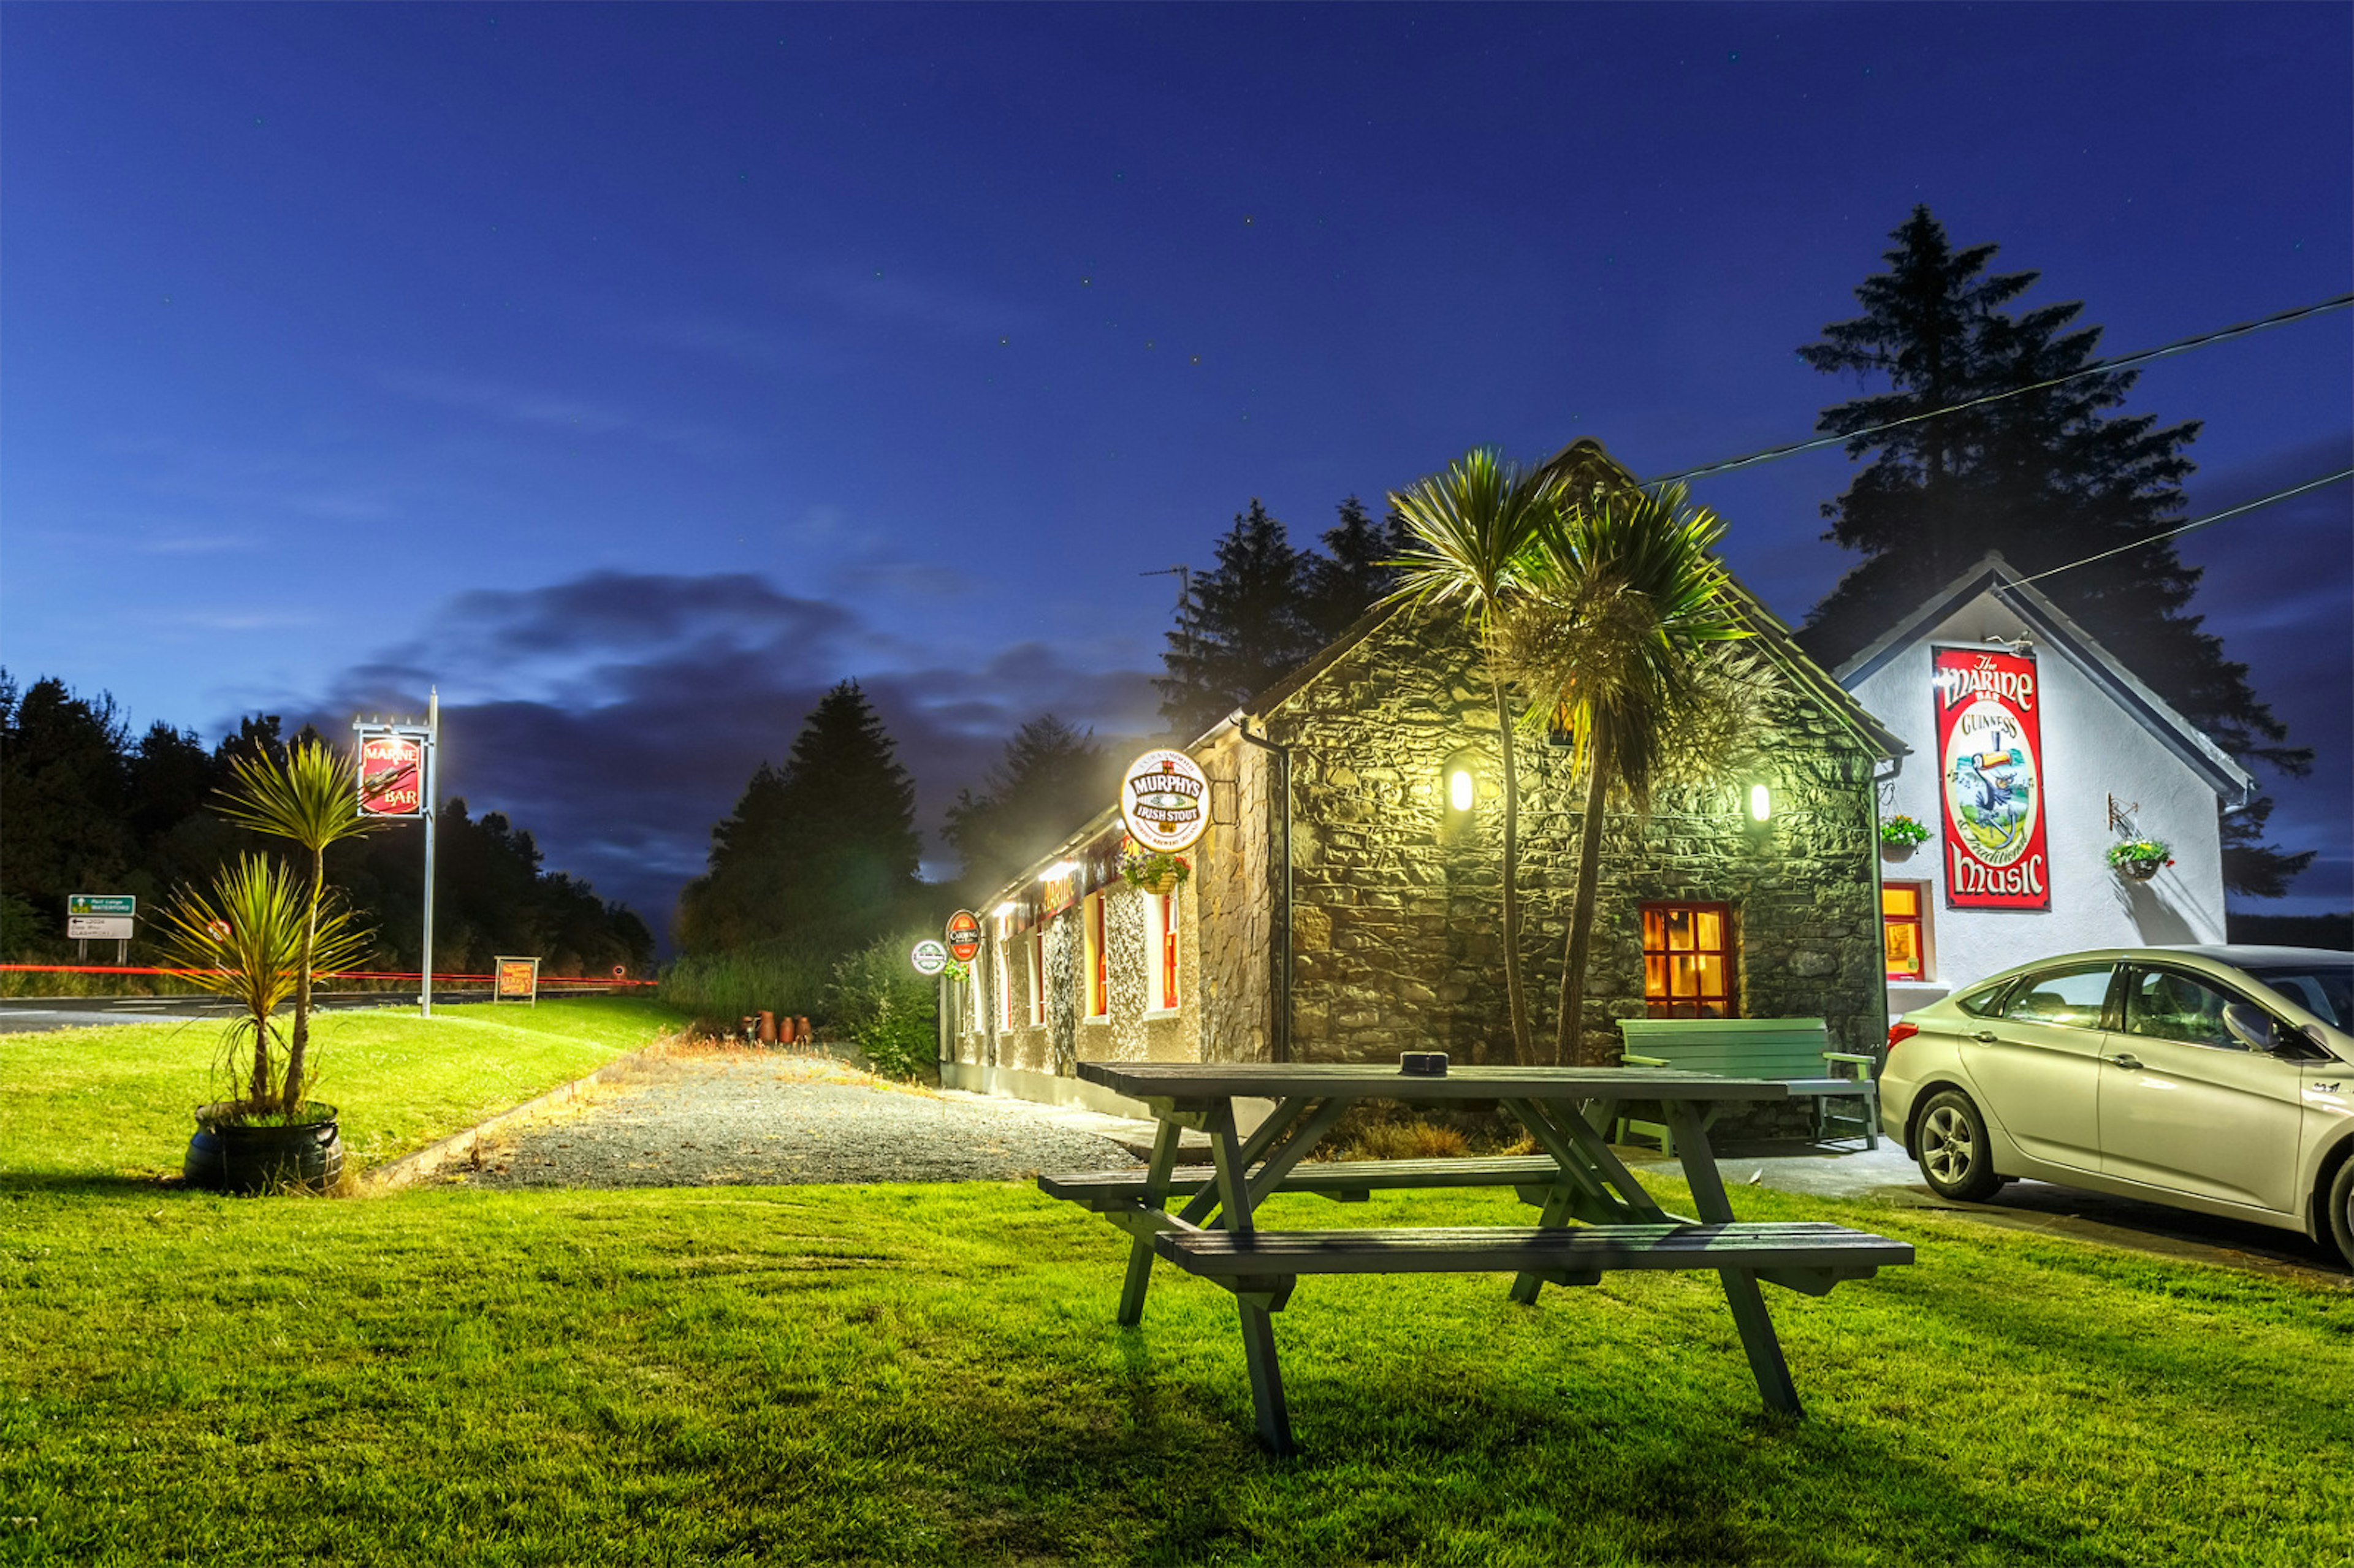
[1644,292,2354,487]
[2007,466,2353,588]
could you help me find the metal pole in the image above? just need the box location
[422,687,438,1017]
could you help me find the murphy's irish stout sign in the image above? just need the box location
[1933,645,2049,910]
[1120,749,1209,854]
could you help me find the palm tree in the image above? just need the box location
[213,739,383,1114]
[1501,482,1754,1065]
[1385,448,1567,1065]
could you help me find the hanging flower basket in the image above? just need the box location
[2108,838,2173,882]
[1118,835,1192,896]
[1880,813,1930,861]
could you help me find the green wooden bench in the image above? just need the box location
[1612,1017,1878,1152]
[1156,1219,1912,1300]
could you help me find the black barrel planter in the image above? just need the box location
[185,1103,344,1194]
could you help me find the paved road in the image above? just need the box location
[0,990,500,1032]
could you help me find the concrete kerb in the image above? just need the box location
[353,1032,694,1195]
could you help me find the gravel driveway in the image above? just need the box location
[454,1051,1140,1189]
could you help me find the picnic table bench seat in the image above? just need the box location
[1156,1220,1913,1298]
[1038,1154,1569,1212]
[1613,1018,1879,1151]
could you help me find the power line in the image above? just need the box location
[2008,466,2353,588]
[1644,291,2354,487]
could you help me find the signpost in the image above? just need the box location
[353,690,441,1014]
[494,956,541,1005]
[67,895,136,962]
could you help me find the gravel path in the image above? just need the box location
[454,1051,1140,1189]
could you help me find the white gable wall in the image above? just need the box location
[1849,588,2229,1007]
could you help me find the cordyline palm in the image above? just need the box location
[212,739,383,1114]
[156,854,372,1114]
[1384,447,1567,1065]
[1503,482,1753,1064]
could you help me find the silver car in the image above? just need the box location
[1880,945,2354,1267]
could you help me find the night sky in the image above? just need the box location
[5,2,2348,933]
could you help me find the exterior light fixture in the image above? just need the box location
[1040,859,1080,881]
[1449,768,1476,813]
[1439,748,1481,842]
[1749,784,1772,823]
[994,901,1020,918]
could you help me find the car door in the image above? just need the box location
[2097,965,2304,1213]
[1961,962,2114,1171]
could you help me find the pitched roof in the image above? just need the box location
[1834,551,2255,804]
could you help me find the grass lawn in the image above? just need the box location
[2,1014,2348,1566]
[0,996,687,1186]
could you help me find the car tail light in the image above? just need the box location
[1886,1022,1919,1054]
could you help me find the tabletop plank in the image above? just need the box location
[1076,1060,1793,1103]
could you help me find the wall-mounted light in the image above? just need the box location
[1439,748,1480,842]
[1038,859,1080,881]
[994,901,1021,918]
[1449,767,1477,813]
[1748,783,1772,823]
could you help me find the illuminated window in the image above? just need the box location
[1640,902,1733,1018]
[1883,883,1929,982]
[1029,931,1046,1027]
[1082,892,1110,1021]
[1144,891,1180,1013]
[998,937,1015,1032]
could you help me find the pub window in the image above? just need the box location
[1144,891,1180,1014]
[1640,901,1733,1018]
[998,937,1015,1032]
[1883,882,1930,982]
[1082,891,1110,1021]
[1029,931,1046,1027]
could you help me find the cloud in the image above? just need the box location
[375,370,742,459]
[294,570,1164,940]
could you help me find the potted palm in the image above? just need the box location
[161,739,381,1193]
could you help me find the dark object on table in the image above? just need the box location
[1399,1052,1449,1076]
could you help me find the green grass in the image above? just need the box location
[0,996,687,1185]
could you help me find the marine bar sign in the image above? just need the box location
[357,734,425,816]
[1119,748,1209,854]
[1933,645,2049,910]
[945,910,983,964]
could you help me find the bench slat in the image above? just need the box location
[1154,1221,1913,1279]
[1040,1155,1567,1209]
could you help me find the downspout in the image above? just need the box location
[1235,716,1293,1062]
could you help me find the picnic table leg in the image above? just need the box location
[1208,1100,1295,1456]
[1499,1097,1664,1306]
[1661,1101,1803,1418]
[1116,1116,1184,1327]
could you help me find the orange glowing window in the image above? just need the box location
[1145,891,1180,1013]
[1883,883,1927,983]
[1641,902,1732,1019]
[1083,892,1109,1020]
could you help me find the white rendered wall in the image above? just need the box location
[1849,590,2230,1005]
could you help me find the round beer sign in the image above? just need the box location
[1119,748,1209,854]
[945,910,983,964]
[910,939,948,976]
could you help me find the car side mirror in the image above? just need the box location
[2222,1002,2283,1052]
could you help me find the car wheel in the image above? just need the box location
[2327,1157,2354,1271]
[1916,1089,2004,1203]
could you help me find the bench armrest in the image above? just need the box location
[1618,1052,1670,1068]
[1821,1051,1877,1066]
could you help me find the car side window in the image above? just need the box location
[2124,968,2245,1051]
[2000,964,2115,1030]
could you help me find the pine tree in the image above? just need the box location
[1300,496,1412,643]
[1155,500,1317,740]
[1796,206,2312,896]
[941,715,1116,899]
[678,682,921,955]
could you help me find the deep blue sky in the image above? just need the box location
[5,2,2348,930]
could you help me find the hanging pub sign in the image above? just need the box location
[1933,645,2049,910]
[945,910,983,964]
[1119,748,1209,854]
[910,939,948,976]
[357,733,426,817]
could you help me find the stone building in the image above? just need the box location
[940,440,1903,1113]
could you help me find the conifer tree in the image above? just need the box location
[1155,500,1317,740]
[1796,206,2311,895]
[1300,496,1413,643]
[941,714,1116,898]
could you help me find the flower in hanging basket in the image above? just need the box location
[1118,834,1192,892]
[1880,813,1932,848]
[2106,837,2174,878]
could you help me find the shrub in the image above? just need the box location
[658,941,832,1030]
[824,933,939,1079]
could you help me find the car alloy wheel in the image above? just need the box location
[1916,1089,2005,1202]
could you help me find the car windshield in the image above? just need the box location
[2243,964,2354,1029]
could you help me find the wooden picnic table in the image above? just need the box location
[1037,1060,1913,1454]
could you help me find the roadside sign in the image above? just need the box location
[68,894,136,918]
[357,734,426,816]
[945,910,982,963]
[494,956,541,1004]
[910,938,948,976]
[67,916,134,941]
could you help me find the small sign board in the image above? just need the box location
[945,910,983,963]
[910,938,948,976]
[69,894,137,918]
[494,956,541,1003]
[1120,748,1209,854]
[67,916,135,941]
[357,734,426,817]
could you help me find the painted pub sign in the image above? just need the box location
[357,734,426,817]
[1933,645,2049,910]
